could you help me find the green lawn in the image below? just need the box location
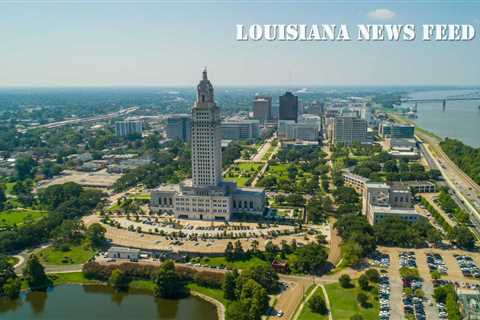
[187,283,228,306]
[298,286,329,320]
[7,256,19,266]
[324,281,379,320]
[38,244,96,265]
[129,279,156,292]
[49,272,102,286]
[224,162,263,187]
[0,209,48,227]
[199,256,269,270]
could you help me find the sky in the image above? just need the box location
[0,1,479,86]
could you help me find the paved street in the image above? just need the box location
[387,252,405,320]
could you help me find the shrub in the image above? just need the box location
[308,293,328,315]
[339,274,352,288]
[356,292,368,307]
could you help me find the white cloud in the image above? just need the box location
[368,8,396,20]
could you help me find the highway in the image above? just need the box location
[391,114,480,231]
[26,107,138,130]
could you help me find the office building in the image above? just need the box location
[379,122,415,139]
[115,119,144,137]
[252,95,272,123]
[166,114,191,142]
[362,182,420,225]
[150,69,265,221]
[279,92,298,122]
[221,120,260,140]
[332,116,368,145]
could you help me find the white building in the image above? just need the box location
[221,120,260,140]
[115,119,144,137]
[150,70,265,221]
[362,182,420,225]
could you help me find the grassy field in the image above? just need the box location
[324,281,379,320]
[0,209,48,227]
[199,256,268,270]
[49,272,102,286]
[224,162,263,187]
[38,244,96,265]
[187,283,228,306]
[129,279,156,292]
[298,286,329,320]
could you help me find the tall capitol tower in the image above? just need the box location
[191,68,223,187]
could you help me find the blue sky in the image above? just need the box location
[0,1,479,86]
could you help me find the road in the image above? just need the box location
[390,114,480,232]
[27,107,138,130]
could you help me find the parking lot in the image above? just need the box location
[377,247,480,320]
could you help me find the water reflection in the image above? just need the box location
[26,291,47,315]
[0,285,217,320]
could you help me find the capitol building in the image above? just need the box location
[150,69,265,221]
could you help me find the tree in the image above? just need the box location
[223,271,238,300]
[308,293,328,315]
[242,265,279,294]
[15,156,36,180]
[86,223,107,248]
[0,255,19,298]
[451,226,476,249]
[2,278,21,299]
[225,301,251,320]
[356,292,368,307]
[292,243,328,275]
[23,254,50,291]
[339,274,352,288]
[233,240,245,260]
[365,269,380,283]
[50,220,85,248]
[108,269,129,291]
[225,242,235,261]
[153,260,186,299]
[0,186,5,211]
[358,274,369,291]
[341,240,363,266]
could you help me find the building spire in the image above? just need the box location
[202,67,208,80]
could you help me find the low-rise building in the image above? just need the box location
[107,246,141,260]
[362,181,421,225]
[221,120,260,140]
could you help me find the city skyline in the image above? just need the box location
[0,2,479,86]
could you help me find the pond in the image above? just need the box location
[0,285,218,320]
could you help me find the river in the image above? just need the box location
[0,285,218,320]
[399,89,480,148]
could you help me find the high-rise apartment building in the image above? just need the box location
[115,119,144,137]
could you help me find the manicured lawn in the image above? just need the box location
[298,286,329,320]
[49,272,102,286]
[324,281,379,320]
[129,279,155,292]
[38,244,96,265]
[187,283,228,306]
[224,162,263,187]
[0,209,48,227]
[199,256,269,270]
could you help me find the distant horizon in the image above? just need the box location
[0,2,479,86]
